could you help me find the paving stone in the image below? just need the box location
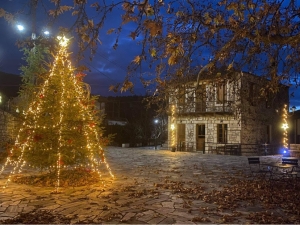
[171,196,184,203]
[141,209,155,215]
[162,201,174,208]
[87,191,101,199]
[143,204,162,211]
[148,216,166,224]
[154,207,175,215]
[22,205,35,213]
[58,206,82,214]
[158,217,175,224]
[145,198,167,205]
[173,202,184,209]
[0,201,14,207]
[136,213,155,223]
[40,204,61,210]
[0,212,19,218]
[6,205,23,213]
[175,219,196,224]
[0,216,13,221]
[58,201,83,210]
[120,212,136,222]
[169,209,196,220]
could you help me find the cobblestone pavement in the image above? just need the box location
[0,147,287,224]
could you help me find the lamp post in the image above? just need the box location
[154,119,159,150]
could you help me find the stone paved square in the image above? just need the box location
[0,147,299,224]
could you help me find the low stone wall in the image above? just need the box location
[0,109,21,151]
[290,144,300,157]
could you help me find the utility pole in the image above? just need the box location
[30,0,38,41]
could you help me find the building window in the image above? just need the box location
[249,82,257,106]
[216,83,226,104]
[178,88,185,105]
[196,85,206,112]
[217,124,227,143]
[198,124,205,138]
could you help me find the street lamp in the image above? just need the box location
[154,119,159,150]
[17,24,25,31]
[16,23,50,39]
[43,30,50,36]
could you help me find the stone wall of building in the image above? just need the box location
[238,73,288,155]
[289,144,300,157]
[0,109,21,151]
[173,114,241,152]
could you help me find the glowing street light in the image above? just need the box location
[153,119,160,150]
[43,30,50,36]
[17,24,24,31]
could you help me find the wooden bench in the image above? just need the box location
[217,145,241,155]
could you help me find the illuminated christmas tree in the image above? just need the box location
[0,36,113,191]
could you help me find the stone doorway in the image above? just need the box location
[197,124,205,152]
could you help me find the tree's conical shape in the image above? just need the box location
[0,36,113,188]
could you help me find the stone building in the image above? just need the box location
[0,71,22,151]
[0,110,21,150]
[289,110,300,157]
[168,71,289,155]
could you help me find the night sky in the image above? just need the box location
[0,0,149,97]
[0,0,299,109]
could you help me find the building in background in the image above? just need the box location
[289,110,300,157]
[168,71,289,155]
[0,72,22,111]
[0,72,22,151]
[98,96,167,147]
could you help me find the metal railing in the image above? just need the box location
[205,142,280,156]
[166,141,280,156]
[175,100,234,114]
[175,141,196,152]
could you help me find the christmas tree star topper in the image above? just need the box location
[57,36,70,47]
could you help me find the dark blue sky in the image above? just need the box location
[0,0,149,97]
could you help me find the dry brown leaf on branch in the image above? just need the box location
[129,31,137,40]
[144,20,162,36]
[132,55,142,64]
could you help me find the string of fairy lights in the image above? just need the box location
[170,105,176,148]
[0,36,114,191]
[281,104,289,151]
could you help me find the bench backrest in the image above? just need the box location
[282,158,298,166]
[248,157,260,164]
